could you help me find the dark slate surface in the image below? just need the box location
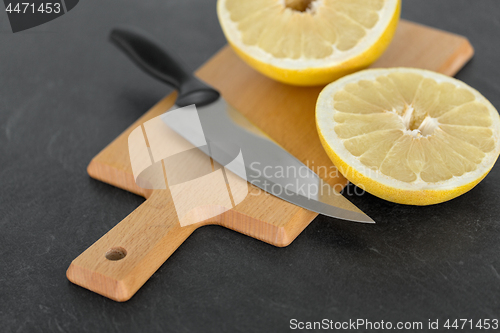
[1,1,499,332]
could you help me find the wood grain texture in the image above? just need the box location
[67,20,474,301]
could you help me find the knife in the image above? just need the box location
[110,27,374,224]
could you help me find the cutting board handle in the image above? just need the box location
[66,190,195,302]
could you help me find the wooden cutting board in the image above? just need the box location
[67,20,474,302]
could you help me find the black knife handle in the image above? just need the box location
[110,27,220,107]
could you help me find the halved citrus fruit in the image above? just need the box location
[217,0,401,86]
[316,68,500,205]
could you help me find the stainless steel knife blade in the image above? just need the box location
[161,98,374,224]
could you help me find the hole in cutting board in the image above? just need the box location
[105,247,127,261]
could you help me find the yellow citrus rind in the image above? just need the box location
[316,68,500,205]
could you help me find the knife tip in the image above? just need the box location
[364,217,376,224]
[354,213,376,224]
[332,211,376,224]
